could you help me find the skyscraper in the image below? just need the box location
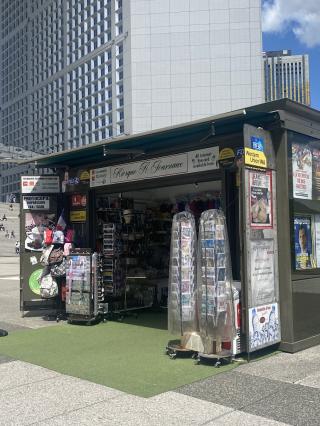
[263,50,310,106]
[0,0,263,200]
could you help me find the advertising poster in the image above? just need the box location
[312,149,320,200]
[292,143,312,199]
[25,212,56,251]
[314,214,320,268]
[250,239,275,305]
[249,303,280,351]
[249,170,272,229]
[294,215,315,270]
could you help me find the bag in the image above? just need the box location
[40,245,54,266]
[52,230,65,244]
[48,247,64,264]
[39,274,58,298]
[65,229,74,243]
[50,258,67,277]
[44,229,53,245]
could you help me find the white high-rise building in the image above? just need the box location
[0,0,263,200]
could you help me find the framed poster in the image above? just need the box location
[294,215,315,270]
[292,143,312,199]
[249,170,273,229]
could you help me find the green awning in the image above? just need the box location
[19,104,283,170]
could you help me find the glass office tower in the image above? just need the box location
[0,0,263,200]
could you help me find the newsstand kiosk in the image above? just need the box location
[20,100,320,353]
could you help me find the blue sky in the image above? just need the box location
[262,0,320,110]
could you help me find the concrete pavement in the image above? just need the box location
[1,257,320,425]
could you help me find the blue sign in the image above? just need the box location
[251,136,264,152]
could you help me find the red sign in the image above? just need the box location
[71,194,87,207]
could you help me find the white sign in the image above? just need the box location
[90,147,219,188]
[21,176,60,194]
[90,167,110,188]
[292,143,312,199]
[250,239,275,306]
[249,303,280,352]
[23,196,50,210]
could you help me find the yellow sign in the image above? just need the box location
[219,148,234,161]
[244,148,267,168]
[79,170,90,181]
[70,210,87,222]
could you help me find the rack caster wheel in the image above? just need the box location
[169,352,177,359]
[214,361,221,368]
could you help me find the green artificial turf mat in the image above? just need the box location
[0,311,238,397]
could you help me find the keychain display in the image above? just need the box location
[197,209,235,354]
[168,211,197,336]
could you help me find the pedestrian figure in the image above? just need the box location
[10,230,15,239]
[2,214,7,221]
[9,204,13,211]
[15,241,20,255]
[5,230,9,239]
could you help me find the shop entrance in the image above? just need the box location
[92,175,240,322]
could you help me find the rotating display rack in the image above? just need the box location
[197,209,235,357]
[168,211,197,337]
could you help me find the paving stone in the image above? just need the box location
[176,371,285,409]
[0,373,123,426]
[241,382,320,426]
[34,392,232,426]
[0,361,59,391]
[205,410,289,425]
[236,348,320,384]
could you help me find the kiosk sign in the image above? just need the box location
[21,176,60,194]
[244,148,267,168]
[23,196,50,210]
[90,147,219,188]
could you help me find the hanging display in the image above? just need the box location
[197,209,235,352]
[168,212,197,336]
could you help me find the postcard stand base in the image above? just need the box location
[165,339,197,360]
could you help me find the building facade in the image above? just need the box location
[263,50,310,106]
[0,0,263,200]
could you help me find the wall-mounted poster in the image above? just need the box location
[294,215,315,269]
[25,212,56,251]
[312,149,320,200]
[249,303,280,351]
[250,239,275,305]
[292,143,312,199]
[249,170,272,229]
[314,214,320,268]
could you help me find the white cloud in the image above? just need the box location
[262,0,320,47]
